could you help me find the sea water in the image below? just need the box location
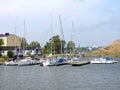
[0,58,120,90]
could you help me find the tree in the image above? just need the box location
[0,39,4,46]
[21,37,28,49]
[67,41,75,53]
[7,50,15,58]
[52,35,61,54]
[42,42,51,54]
[30,41,41,48]
[42,35,66,55]
[0,39,4,57]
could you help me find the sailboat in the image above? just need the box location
[43,16,67,66]
[42,16,56,66]
[53,16,67,65]
[17,20,35,66]
[69,22,81,66]
[90,46,117,64]
[4,27,18,66]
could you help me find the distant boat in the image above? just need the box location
[90,57,117,64]
[90,46,117,64]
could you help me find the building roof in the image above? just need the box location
[0,33,12,37]
[2,46,40,51]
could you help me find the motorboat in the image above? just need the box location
[4,60,17,66]
[17,57,35,66]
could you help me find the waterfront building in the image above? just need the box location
[0,33,41,56]
[0,33,21,46]
[1,46,41,56]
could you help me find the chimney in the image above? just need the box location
[5,33,9,36]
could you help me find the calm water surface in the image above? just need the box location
[0,58,120,90]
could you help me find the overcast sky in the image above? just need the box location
[0,0,120,47]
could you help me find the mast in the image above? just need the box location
[50,15,53,56]
[70,22,74,55]
[23,19,25,56]
[59,16,65,56]
[70,22,74,62]
[14,26,16,55]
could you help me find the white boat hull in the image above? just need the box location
[17,57,35,66]
[4,61,17,66]
[90,58,116,64]
[42,60,55,66]
[90,60,114,64]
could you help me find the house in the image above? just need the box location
[0,33,41,56]
[0,33,21,46]
[1,46,41,56]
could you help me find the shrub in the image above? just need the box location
[0,57,5,62]
[7,50,15,58]
[2,55,8,60]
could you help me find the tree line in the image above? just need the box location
[0,35,75,56]
[21,35,75,55]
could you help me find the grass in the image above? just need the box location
[0,57,5,62]
[0,55,7,62]
[85,39,120,58]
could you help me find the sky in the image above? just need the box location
[0,0,120,47]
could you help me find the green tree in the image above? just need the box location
[67,41,75,53]
[7,50,15,58]
[21,37,28,48]
[42,35,66,55]
[0,39,4,57]
[30,41,41,48]
[52,35,61,54]
[0,39,4,46]
[42,42,51,54]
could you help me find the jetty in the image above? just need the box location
[71,61,90,66]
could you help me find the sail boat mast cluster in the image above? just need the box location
[59,16,66,56]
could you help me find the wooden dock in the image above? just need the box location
[71,61,90,66]
[55,62,69,66]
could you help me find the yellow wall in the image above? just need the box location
[0,37,7,46]
[0,34,21,46]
